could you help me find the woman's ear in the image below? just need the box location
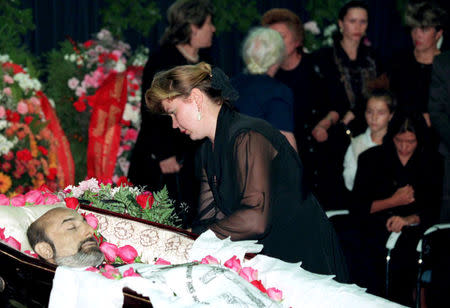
[190,88,203,111]
[34,242,55,262]
[436,29,443,41]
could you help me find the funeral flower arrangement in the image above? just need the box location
[46,29,147,183]
[0,55,64,195]
[62,178,181,227]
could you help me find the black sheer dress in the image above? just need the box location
[192,105,349,282]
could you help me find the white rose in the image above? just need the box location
[304,21,321,35]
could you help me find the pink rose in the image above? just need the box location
[101,264,122,280]
[44,193,60,205]
[123,267,141,278]
[154,258,171,265]
[67,77,80,90]
[5,236,21,250]
[3,87,12,96]
[64,197,79,210]
[3,74,14,84]
[100,242,118,262]
[85,266,100,273]
[17,101,29,115]
[117,245,138,264]
[224,255,242,273]
[239,267,258,282]
[0,106,5,118]
[84,213,98,229]
[0,194,10,206]
[200,255,219,265]
[266,287,283,301]
[0,227,5,240]
[24,250,39,258]
[24,190,45,205]
[11,195,26,207]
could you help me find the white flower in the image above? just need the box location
[69,54,77,62]
[114,60,126,73]
[0,134,17,155]
[0,54,11,63]
[123,104,139,124]
[75,86,86,97]
[77,178,101,194]
[13,73,41,91]
[49,98,56,108]
[324,24,338,37]
[68,77,80,90]
[64,54,69,61]
[304,21,321,35]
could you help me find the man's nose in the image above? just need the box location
[83,223,95,238]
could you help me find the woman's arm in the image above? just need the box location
[370,185,415,214]
[312,111,339,142]
[208,131,276,240]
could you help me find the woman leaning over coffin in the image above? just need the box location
[145,62,349,282]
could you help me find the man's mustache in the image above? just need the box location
[78,236,98,251]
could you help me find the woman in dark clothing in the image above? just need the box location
[310,1,386,210]
[145,62,350,283]
[390,1,447,126]
[128,0,215,225]
[231,26,297,151]
[345,112,443,304]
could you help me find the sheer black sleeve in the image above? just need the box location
[197,131,277,241]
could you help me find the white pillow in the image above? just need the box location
[0,202,66,252]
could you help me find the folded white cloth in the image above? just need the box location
[49,230,405,308]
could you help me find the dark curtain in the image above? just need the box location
[22,0,447,77]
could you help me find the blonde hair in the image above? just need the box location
[242,27,285,74]
[146,62,223,113]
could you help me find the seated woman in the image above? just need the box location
[145,62,349,282]
[343,89,395,191]
[347,112,443,304]
[231,27,297,151]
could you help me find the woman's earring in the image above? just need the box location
[197,111,202,121]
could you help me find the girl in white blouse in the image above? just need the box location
[343,89,396,190]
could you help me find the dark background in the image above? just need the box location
[21,0,449,76]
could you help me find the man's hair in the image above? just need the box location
[405,1,447,31]
[261,8,304,47]
[27,219,56,255]
[160,0,214,46]
[241,27,285,74]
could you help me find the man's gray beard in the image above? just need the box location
[55,246,104,268]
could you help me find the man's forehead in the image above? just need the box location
[43,209,81,229]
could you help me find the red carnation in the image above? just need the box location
[16,149,32,161]
[7,111,20,123]
[2,62,25,74]
[136,192,154,210]
[73,99,86,112]
[116,176,132,187]
[3,151,14,161]
[38,146,48,156]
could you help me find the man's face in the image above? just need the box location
[42,208,104,267]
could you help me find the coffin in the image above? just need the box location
[0,204,197,307]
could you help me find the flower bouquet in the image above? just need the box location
[46,29,148,183]
[0,55,72,195]
[62,178,181,227]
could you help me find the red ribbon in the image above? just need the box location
[37,91,75,187]
[87,72,128,181]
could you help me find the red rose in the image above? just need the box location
[83,40,94,48]
[38,145,48,156]
[251,280,267,294]
[136,192,154,210]
[7,111,20,123]
[73,99,86,112]
[16,149,32,161]
[24,116,34,124]
[47,167,57,180]
[64,197,79,210]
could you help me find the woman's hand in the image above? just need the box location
[390,185,415,206]
[159,156,182,174]
[312,124,329,142]
[386,216,408,232]
[341,111,355,126]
